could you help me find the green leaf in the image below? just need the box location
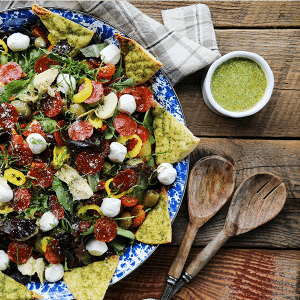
[108,235,132,256]
[80,43,108,58]
[52,176,74,214]
[117,227,135,241]
[23,193,48,217]
[143,110,153,129]
[87,173,99,192]
[147,156,155,168]
[110,77,135,92]
[82,224,95,236]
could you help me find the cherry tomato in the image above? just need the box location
[120,195,139,207]
[97,64,116,79]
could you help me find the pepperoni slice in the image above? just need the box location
[97,64,116,79]
[113,113,137,137]
[8,136,33,166]
[120,195,139,207]
[77,150,103,175]
[0,103,19,129]
[34,56,59,74]
[113,169,138,192]
[78,80,104,104]
[0,62,23,84]
[45,239,65,264]
[27,166,53,188]
[40,92,62,117]
[54,120,69,146]
[11,188,31,212]
[94,217,118,242]
[136,125,150,143]
[23,119,45,137]
[68,120,94,141]
[49,195,64,220]
[8,240,33,264]
[132,86,154,112]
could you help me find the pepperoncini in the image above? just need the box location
[0,39,8,55]
[0,203,13,214]
[4,168,26,186]
[117,134,143,158]
[73,77,93,103]
[41,236,54,253]
[78,205,103,221]
[104,178,134,198]
[53,145,70,169]
[88,112,103,129]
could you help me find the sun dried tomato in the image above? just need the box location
[49,195,64,220]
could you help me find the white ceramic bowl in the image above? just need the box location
[202,51,274,118]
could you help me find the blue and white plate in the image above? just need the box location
[0,7,188,300]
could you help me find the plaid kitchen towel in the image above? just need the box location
[0,1,220,85]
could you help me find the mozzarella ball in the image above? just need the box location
[100,44,121,65]
[39,211,59,232]
[108,142,127,163]
[118,94,136,115]
[45,263,64,282]
[26,133,47,154]
[7,33,30,52]
[157,163,177,185]
[57,73,76,94]
[100,197,121,218]
[86,238,108,256]
[0,177,13,203]
[0,250,10,271]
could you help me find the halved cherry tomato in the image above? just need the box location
[54,120,68,146]
[136,125,150,142]
[11,188,31,212]
[113,112,137,137]
[8,240,33,264]
[45,239,65,264]
[97,64,116,79]
[32,26,49,44]
[120,195,139,207]
[131,205,146,228]
[94,217,118,242]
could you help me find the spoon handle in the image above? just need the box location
[165,229,230,300]
[159,222,199,300]
[168,221,199,279]
[186,228,229,278]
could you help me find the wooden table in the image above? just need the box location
[106,1,300,299]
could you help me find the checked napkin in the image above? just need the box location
[0,1,220,86]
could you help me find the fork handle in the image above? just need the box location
[168,221,199,279]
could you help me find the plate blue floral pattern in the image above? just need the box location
[0,7,188,300]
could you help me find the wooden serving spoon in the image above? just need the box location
[159,156,236,300]
[165,172,287,300]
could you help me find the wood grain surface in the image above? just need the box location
[106,247,300,300]
[109,2,300,299]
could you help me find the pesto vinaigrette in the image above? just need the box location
[210,57,267,112]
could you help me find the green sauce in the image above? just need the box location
[211,57,267,112]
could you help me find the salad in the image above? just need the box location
[0,5,184,292]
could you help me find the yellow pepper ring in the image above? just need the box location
[53,145,70,170]
[104,178,134,199]
[41,236,54,253]
[4,168,26,186]
[73,77,93,103]
[0,203,14,214]
[88,112,103,129]
[0,39,8,55]
[117,134,143,158]
[78,205,103,221]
